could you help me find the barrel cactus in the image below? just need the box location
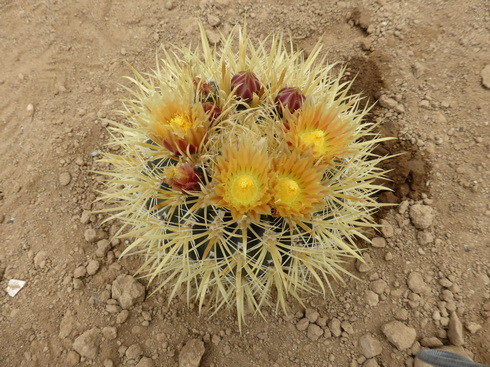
[100,25,390,327]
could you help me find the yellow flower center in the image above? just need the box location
[299,129,328,155]
[168,114,192,132]
[229,174,260,205]
[275,177,301,205]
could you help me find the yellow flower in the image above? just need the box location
[286,103,356,164]
[272,151,326,218]
[145,92,211,155]
[209,140,272,221]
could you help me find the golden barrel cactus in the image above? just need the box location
[99,25,390,328]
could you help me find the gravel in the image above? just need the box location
[179,338,205,367]
[448,312,464,346]
[73,328,101,360]
[409,204,434,229]
[112,274,146,309]
[358,334,382,358]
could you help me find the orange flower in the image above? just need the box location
[271,151,326,218]
[145,93,211,156]
[209,140,272,221]
[285,104,356,164]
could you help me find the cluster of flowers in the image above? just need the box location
[102,26,388,326]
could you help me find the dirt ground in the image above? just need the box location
[1,0,489,366]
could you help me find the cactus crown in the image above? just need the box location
[99,24,391,328]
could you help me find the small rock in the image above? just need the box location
[465,322,482,334]
[59,172,72,186]
[360,38,372,51]
[341,321,354,334]
[307,324,323,341]
[126,343,143,360]
[205,28,220,44]
[207,14,221,27]
[84,228,107,242]
[328,318,342,337]
[80,210,91,224]
[382,321,417,350]
[369,279,388,295]
[371,237,386,248]
[363,359,379,367]
[379,95,397,109]
[73,328,101,360]
[448,312,464,346]
[73,266,87,279]
[380,219,394,237]
[407,272,429,294]
[481,64,490,89]
[179,338,205,367]
[116,309,130,324]
[96,239,111,257]
[356,253,374,273]
[385,252,393,261]
[34,251,48,269]
[365,290,379,306]
[66,350,80,366]
[59,313,75,339]
[112,274,146,309]
[358,334,382,358]
[136,357,155,367]
[417,231,433,246]
[86,260,100,275]
[305,308,319,323]
[420,337,443,348]
[409,204,434,230]
[296,318,309,331]
[102,326,117,340]
[164,0,176,10]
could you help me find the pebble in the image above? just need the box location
[409,204,434,229]
[417,231,433,246]
[86,260,100,275]
[365,290,379,306]
[34,251,48,269]
[73,266,87,279]
[369,279,388,295]
[384,252,393,261]
[407,272,429,294]
[296,318,309,331]
[102,326,117,340]
[112,275,146,309]
[356,253,374,273]
[380,220,394,238]
[358,334,382,358]
[205,28,220,44]
[328,318,342,337]
[307,324,323,341]
[80,210,91,224]
[207,14,221,27]
[448,312,464,346]
[305,308,319,323]
[126,343,143,360]
[84,228,107,242]
[95,239,111,257]
[73,328,101,360]
[363,359,379,367]
[59,172,72,186]
[164,0,176,10]
[371,237,386,248]
[420,337,443,348]
[379,95,398,109]
[360,38,372,51]
[66,351,80,366]
[116,309,130,324]
[341,321,354,334]
[179,338,205,367]
[136,357,155,367]
[382,321,416,350]
[481,64,490,89]
[465,322,482,334]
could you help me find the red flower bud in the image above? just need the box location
[193,78,215,101]
[202,102,221,122]
[231,71,261,103]
[275,87,305,115]
[163,163,201,192]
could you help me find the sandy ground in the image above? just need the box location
[1,0,489,366]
